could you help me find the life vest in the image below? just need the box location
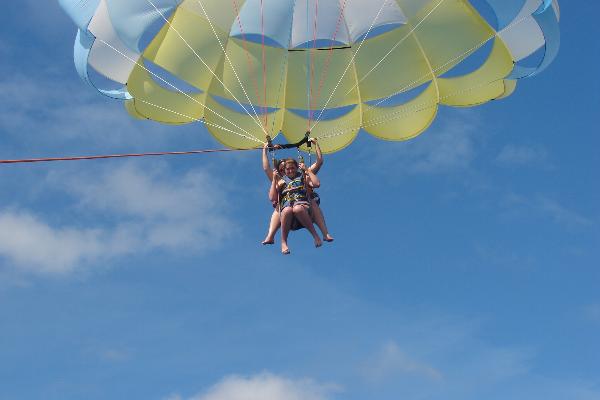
[281,171,308,204]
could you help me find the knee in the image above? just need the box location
[293,205,306,214]
[281,207,293,218]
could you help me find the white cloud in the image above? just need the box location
[583,304,600,323]
[62,163,235,250]
[355,110,482,179]
[0,163,235,275]
[503,193,593,229]
[98,348,132,362]
[362,341,443,382]
[0,73,186,153]
[404,113,479,174]
[175,373,335,400]
[495,144,549,167]
[0,210,123,274]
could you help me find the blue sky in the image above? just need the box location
[0,2,598,400]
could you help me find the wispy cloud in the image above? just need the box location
[0,209,124,274]
[361,341,443,382]
[495,144,550,168]
[355,110,482,181]
[0,72,193,155]
[98,348,132,363]
[0,163,235,275]
[502,193,593,229]
[583,304,600,323]
[171,373,336,400]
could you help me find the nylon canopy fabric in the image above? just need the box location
[60,0,560,153]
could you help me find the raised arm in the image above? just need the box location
[262,143,274,181]
[269,170,282,203]
[308,138,323,174]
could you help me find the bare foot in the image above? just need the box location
[282,243,290,255]
[262,238,275,245]
[314,237,323,248]
[323,234,334,242]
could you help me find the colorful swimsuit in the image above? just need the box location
[280,172,309,210]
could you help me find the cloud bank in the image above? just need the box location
[167,373,335,400]
[0,163,235,275]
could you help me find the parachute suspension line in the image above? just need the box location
[134,97,263,144]
[305,0,311,130]
[309,0,392,133]
[308,0,320,128]
[311,0,448,133]
[232,0,266,129]
[345,0,448,96]
[193,0,268,135]
[311,0,349,120]
[94,37,255,139]
[312,0,536,137]
[146,0,265,135]
[260,0,268,128]
[316,75,507,142]
[370,12,535,108]
[269,0,298,138]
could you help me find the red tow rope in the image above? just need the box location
[0,147,261,165]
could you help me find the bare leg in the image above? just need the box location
[293,205,323,248]
[280,207,294,254]
[262,209,281,245]
[310,199,334,242]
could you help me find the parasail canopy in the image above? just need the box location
[59,0,561,153]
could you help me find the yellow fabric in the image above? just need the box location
[207,38,289,109]
[286,47,360,109]
[203,95,282,149]
[411,0,496,77]
[282,107,362,154]
[127,60,205,124]
[363,82,439,141]
[497,79,518,100]
[120,0,525,153]
[354,26,431,101]
[438,38,514,106]
[144,6,228,92]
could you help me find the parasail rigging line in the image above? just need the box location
[134,97,263,144]
[371,12,535,108]
[308,0,320,128]
[309,0,403,132]
[95,37,256,140]
[232,0,269,131]
[196,0,269,133]
[260,0,268,127]
[269,0,299,137]
[310,0,349,121]
[316,75,510,143]
[312,1,536,139]
[343,0,448,97]
[145,0,267,135]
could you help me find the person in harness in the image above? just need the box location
[261,137,334,246]
[270,158,322,254]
